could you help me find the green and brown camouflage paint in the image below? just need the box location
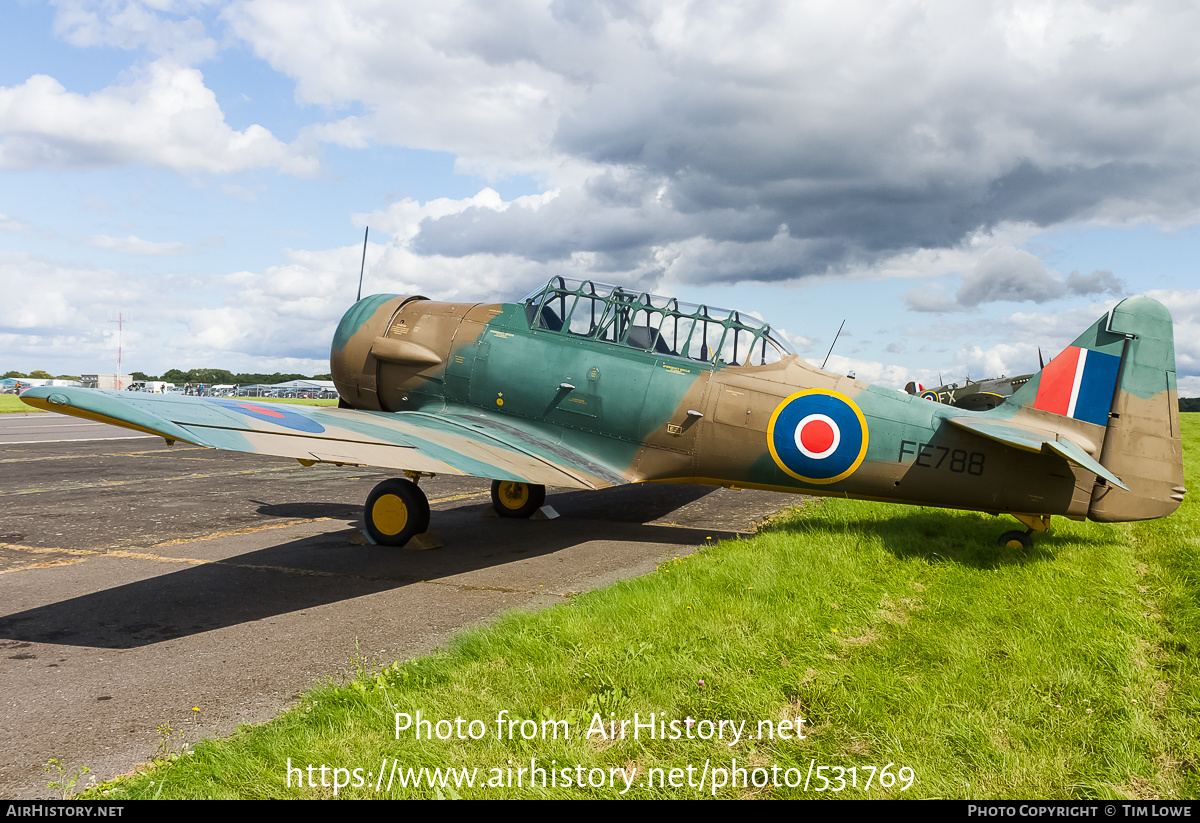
[324,282,1184,525]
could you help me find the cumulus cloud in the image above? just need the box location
[1067,268,1123,296]
[223,0,1200,285]
[904,247,1125,312]
[12,1,1200,393]
[0,247,339,375]
[913,287,1200,389]
[52,0,219,64]
[956,248,1063,306]
[903,283,960,314]
[78,234,197,255]
[0,213,32,233]
[952,342,1043,381]
[0,60,318,175]
[818,353,914,389]
[0,254,100,336]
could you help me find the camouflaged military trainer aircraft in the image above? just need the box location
[21,277,1185,549]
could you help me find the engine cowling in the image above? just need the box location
[330,294,426,410]
[331,294,487,411]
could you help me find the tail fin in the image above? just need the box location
[1007,295,1184,522]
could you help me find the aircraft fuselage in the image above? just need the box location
[331,291,1097,522]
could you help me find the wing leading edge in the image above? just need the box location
[20,387,626,491]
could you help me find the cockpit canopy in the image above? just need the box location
[521,277,795,367]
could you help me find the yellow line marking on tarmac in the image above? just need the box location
[0,546,344,578]
[148,517,337,547]
[0,446,209,464]
[2,545,541,585]
[427,491,491,505]
[0,519,345,576]
[0,497,486,577]
[1,465,313,495]
[23,558,90,570]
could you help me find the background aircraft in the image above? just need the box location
[22,277,1185,549]
[906,373,1034,411]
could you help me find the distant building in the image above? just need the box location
[273,379,337,391]
[81,374,133,390]
[254,379,338,399]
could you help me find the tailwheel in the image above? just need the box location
[998,529,1033,549]
[490,480,546,519]
[364,478,430,547]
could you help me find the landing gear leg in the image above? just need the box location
[490,480,547,518]
[364,478,431,547]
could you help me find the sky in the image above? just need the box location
[3,0,1200,395]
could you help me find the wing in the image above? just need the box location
[19,387,626,491]
[945,416,1128,490]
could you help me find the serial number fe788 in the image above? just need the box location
[898,440,985,476]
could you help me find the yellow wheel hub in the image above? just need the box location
[373,494,409,536]
[498,482,529,510]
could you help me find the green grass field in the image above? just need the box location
[0,395,44,413]
[73,415,1200,799]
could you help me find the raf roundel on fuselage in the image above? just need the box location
[767,389,869,485]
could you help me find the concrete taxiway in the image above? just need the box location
[0,417,794,798]
[0,412,154,445]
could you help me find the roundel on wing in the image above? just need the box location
[210,399,326,433]
[767,389,868,484]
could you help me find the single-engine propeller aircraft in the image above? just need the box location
[906,373,1035,411]
[22,277,1185,549]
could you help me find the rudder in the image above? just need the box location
[1006,296,1184,522]
[1087,296,1185,521]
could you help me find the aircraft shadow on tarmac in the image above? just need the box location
[0,485,764,649]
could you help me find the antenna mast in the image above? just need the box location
[821,319,846,370]
[110,310,131,390]
[356,227,369,302]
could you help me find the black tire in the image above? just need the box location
[998,529,1033,549]
[364,478,430,547]
[490,480,546,518]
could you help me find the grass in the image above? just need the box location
[0,395,44,413]
[78,415,1200,799]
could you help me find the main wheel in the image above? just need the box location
[490,480,546,518]
[998,529,1033,549]
[364,478,430,547]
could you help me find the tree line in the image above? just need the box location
[145,369,333,385]
[4,370,78,380]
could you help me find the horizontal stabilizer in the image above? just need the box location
[947,416,1128,491]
